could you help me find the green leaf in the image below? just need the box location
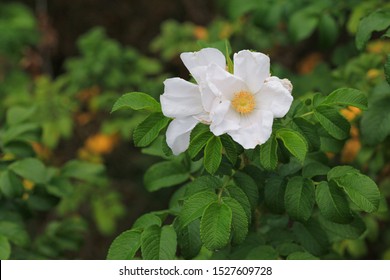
[319,133,344,153]
[0,221,29,247]
[246,245,279,260]
[0,170,24,198]
[322,88,367,110]
[133,213,162,230]
[141,135,171,159]
[223,197,248,244]
[284,176,315,222]
[46,178,73,197]
[361,96,390,145]
[178,191,218,229]
[289,7,320,42]
[264,228,293,247]
[200,202,232,251]
[314,105,350,140]
[292,117,320,151]
[233,171,259,210]
[0,235,11,260]
[6,106,36,126]
[224,184,251,221]
[3,142,35,158]
[25,193,57,212]
[9,158,48,184]
[228,232,267,259]
[141,225,177,260]
[333,173,380,213]
[385,54,390,85]
[315,181,353,223]
[169,187,188,213]
[204,136,222,174]
[91,192,125,235]
[188,130,213,159]
[243,164,266,187]
[190,122,209,136]
[356,9,390,50]
[1,123,39,145]
[318,14,338,48]
[292,220,329,256]
[302,160,330,178]
[175,219,202,259]
[278,157,303,177]
[327,165,359,181]
[225,0,258,19]
[133,113,170,147]
[276,128,308,162]
[111,92,161,113]
[319,215,366,240]
[221,135,238,165]
[183,176,221,198]
[107,230,141,260]
[162,138,174,158]
[61,160,104,183]
[287,251,319,260]
[259,135,278,170]
[264,176,286,214]
[276,242,304,257]
[144,161,189,192]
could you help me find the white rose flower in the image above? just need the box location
[161,48,293,154]
[206,50,293,149]
[160,48,225,155]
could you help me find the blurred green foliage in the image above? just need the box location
[0,2,38,59]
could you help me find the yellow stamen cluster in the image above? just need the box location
[231,91,255,114]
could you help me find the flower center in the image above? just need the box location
[231,91,255,114]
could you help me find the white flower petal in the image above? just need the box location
[160,78,204,118]
[266,76,293,92]
[206,63,249,100]
[256,77,293,118]
[210,100,240,136]
[228,110,273,149]
[234,50,270,93]
[199,84,219,113]
[194,113,211,124]
[180,48,226,83]
[166,117,199,155]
